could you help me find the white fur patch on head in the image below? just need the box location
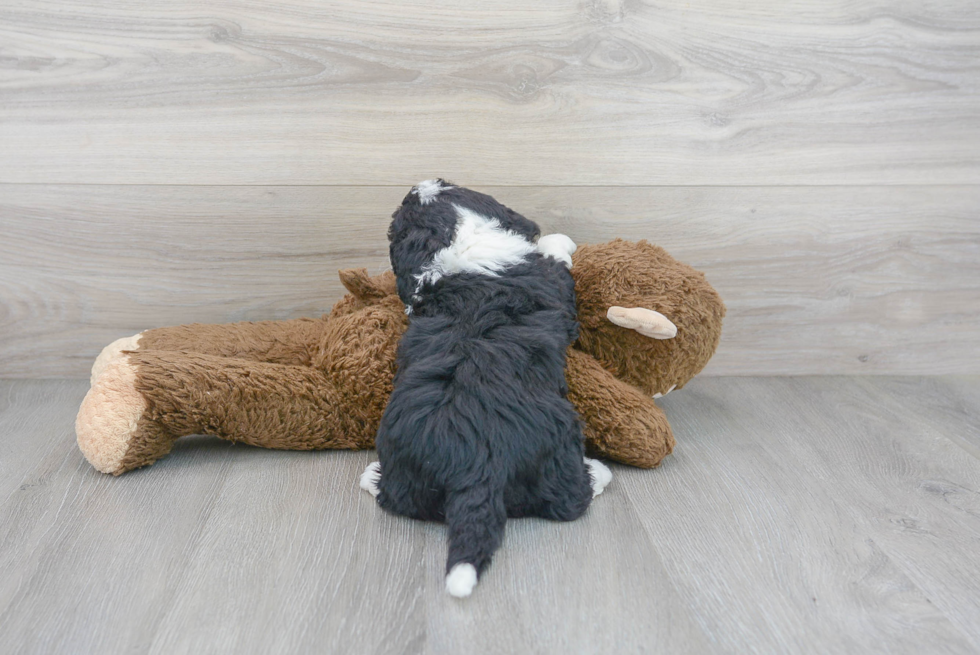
[446,563,478,598]
[413,179,452,205]
[585,457,612,497]
[415,205,537,292]
[359,461,381,497]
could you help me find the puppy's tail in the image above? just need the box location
[444,477,506,598]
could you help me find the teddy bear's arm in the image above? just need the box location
[565,348,674,468]
[90,318,327,385]
[77,349,377,475]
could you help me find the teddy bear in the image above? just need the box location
[76,238,724,476]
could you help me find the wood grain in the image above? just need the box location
[0,381,424,654]
[836,376,980,463]
[787,376,980,648]
[144,451,427,654]
[0,380,87,500]
[628,376,980,653]
[420,483,714,654]
[2,184,978,378]
[0,1,978,185]
[2,377,980,653]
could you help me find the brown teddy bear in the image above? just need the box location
[76,239,724,476]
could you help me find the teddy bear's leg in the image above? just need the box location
[565,348,675,468]
[77,349,373,475]
[89,318,328,386]
[77,356,166,475]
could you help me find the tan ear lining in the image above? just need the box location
[606,307,678,339]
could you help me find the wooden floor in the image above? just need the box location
[2,376,979,654]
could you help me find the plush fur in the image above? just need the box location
[574,239,726,396]
[75,191,725,477]
[375,182,597,596]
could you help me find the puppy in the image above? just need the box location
[361,180,611,598]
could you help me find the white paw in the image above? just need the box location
[446,563,478,598]
[653,384,677,399]
[359,461,381,497]
[585,457,612,497]
[537,234,577,268]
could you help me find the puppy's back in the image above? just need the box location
[377,181,588,597]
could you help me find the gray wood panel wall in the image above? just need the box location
[1,1,978,377]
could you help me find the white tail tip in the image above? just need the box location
[446,563,478,598]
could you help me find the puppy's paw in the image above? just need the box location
[537,234,576,268]
[359,461,381,497]
[585,457,612,497]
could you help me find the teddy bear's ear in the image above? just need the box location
[607,307,678,339]
[338,268,397,301]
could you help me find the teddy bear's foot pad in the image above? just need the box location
[77,358,148,475]
[90,332,143,386]
[77,356,175,475]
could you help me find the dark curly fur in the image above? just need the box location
[373,181,597,595]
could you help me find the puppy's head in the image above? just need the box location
[388,180,541,309]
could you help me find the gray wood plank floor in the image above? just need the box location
[2,377,979,654]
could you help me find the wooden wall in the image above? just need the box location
[1,1,978,377]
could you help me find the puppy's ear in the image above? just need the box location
[502,207,541,242]
[388,198,457,305]
[441,185,541,243]
[338,268,393,301]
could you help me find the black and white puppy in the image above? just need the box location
[360,179,611,598]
